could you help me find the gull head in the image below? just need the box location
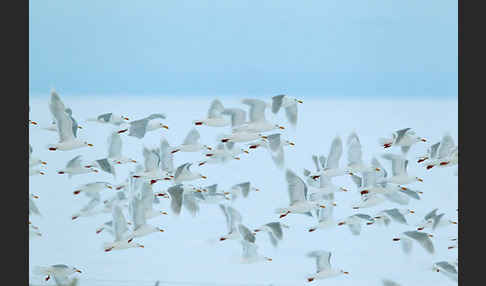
[286,140,295,146]
[159,123,169,130]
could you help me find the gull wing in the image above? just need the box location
[347,132,363,165]
[128,119,149,139]
[348,222,362,235]
[238,224,256,243]
[219,204,232,233]
[183,128,200,145]
[97,113,112,122]
[382,154,405,176]
[307,250,332,272]
[319,155,327,169]
[222,108,247,128]
[29,196,41,216]
[49,91,75,142]
[66,155,83,169]
[286,169,307,204]
[318,204,334,223]
[438,134,455,159]
[435,261,458,274]
[265,222,283,240]
[241,240,259,260]
[400,188,421,200]
[350,174,362,188]
[429,142,441,159]
[242,98,267,123]
[284,103,298,127]
[143,147,159,172]
[394,128,412,144]
[167,185,184,215]
[131,194,147,230]
[107,132,122,158]
[146,113,167,120]
[432,213,445,230]
[404,231,434,254]
[227,206,243,232]
[174,163,187,181]
[160,138,174,174]
[205,184,218,194]
[424,208,439,221]
[207,99,225,119]
[400,237,413,254]
[112,204,128,241]
[326,136,343,169]
[233,182,251,198]
[383,209,408,225]
[312,155,321,172]
[65,109,79,138]
[271,95,285,114]
[182,192,200,217]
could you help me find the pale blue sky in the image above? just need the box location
[29,0,457,96]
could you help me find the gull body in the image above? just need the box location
[57,155,98,178]
[276,169,326,219]
[193,99,231,127]
[271,94,303,127]
[306,251,348,282]
[47,90,93,151]
[87,112,129,125]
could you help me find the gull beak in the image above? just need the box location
[41,161,47,165]
[30,121,38,125]
[159,229,165,232]
[297,100,303,104]
[163,125,169,130]
[375,168,381,171]
[200,176,207,179]
[124,117,130,121]
[224,192,230,195]
[39,172,45,175]
[279,126,285,130]
[106,185,112,189]
[87,143,94,147]
[343,271,349,275]
[206,146,212,151]
[409,210,415,214]
[161,211,168,215]
[139,245,145,248]
[332,202,337,206]
[428,234,434,238]
[33,195,39,199]
[196,189,202,193]
[289,142,295,146]
[421,138,427,142]
[417,178,424,182]
[78,126,83,129]
[319,205,326,208]
[131,159,137,163]
[234,157,241,160]
[255,188,260,192]
[392,238,400,241]
[243,150,249,154]
[261,136,268,140]
[338,222,345,226]
[75,269,82,273]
